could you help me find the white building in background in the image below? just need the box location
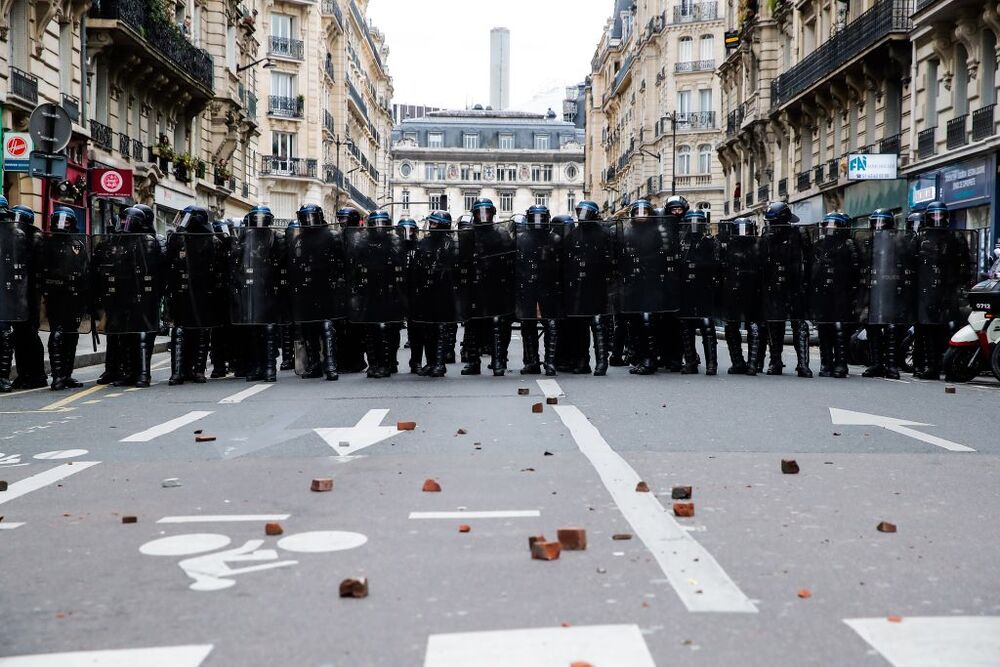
[390,108,585,220]
[490,28,510,111]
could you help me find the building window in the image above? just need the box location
[399,162,412,178]
[534,192,550,207]
[677,146,691,175]
[472,164,482,181]
[699,89,712,113]
[499,191,514,212]
[699,35,714,61]
[497,164,517,182]
[679,36,693,62]
[567,192,576,214]
[429,193,445,210]
[463,192,479,212]
[698,144,712,173]
[463,134,479,149]
[403,132,417,143]
[401,189,410,211]
[926,59,939,127]
[677,90,692,114]
[460,164,472,180]
[271,71,294,99]
[272,131,295,158]
[428,132,444,148]
[531,164,553,182]
[499,133,514,150]
[425,163,445,180]
[566,164,578,180]
[534,134,550,150]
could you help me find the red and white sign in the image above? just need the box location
[6,135,29,158]
[91,168,133,197]
[3,132,33,172]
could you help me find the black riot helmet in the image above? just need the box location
[367,210,392,227]
[763,201,799,226]
[665,195,690,218]
[512,213,528,228]
[9,205,35,226]
[683,209,709,234]
[50,207,80,233]
[427,210,452,230]
[213,220,232,237]
[296,203,325,227]
[629,199,653,220]
[905,210,924,232]
[869,208,895,231]
[397,217,418,242]
[244,205,274,228]
[337,207,363,227]
[821,212,851,235]
[457,214,474,229]
[552,214,575,227]
[119,206,152,233]
[133,204,155,229]
[575,200,601,222]
[471,198,497,224]
[526,205,551,226]
[924,200,949,228]
[731,216,757,237]
[175,205,213,233]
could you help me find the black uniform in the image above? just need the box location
[718,218,764,375]
[515,206,563,376]
[0,205,43,392]
[809,213,862,378]
[335,208,368,374]
[677,211,720,375]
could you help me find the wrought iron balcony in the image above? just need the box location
[324,163,344,187]
[673,2,718,23]
[674,60,715,73]
[269,36,304,60]
[778,178,788,196]
[89,0,213,91]
[771,0,912,108]
[324,55,335,81]
[827,159,839,182]
[132,139,145,162]
[917,127,936,159]
[246,92,257,120]
[119,134,132,160]
[269,95,304,119]
[61,94,80,123]
[796,171,811,192]
[914,0,934,12]
[348,182,377,212]
[323,109,335,135]
[758,185,769,203]
[879,132,901,154]
[745,191,753,207]
[972,104,996,142]
[733,196,742,211]
[90,120,113,151]
[260,156,317,178]
[9,67,38,106]
[814,165,826,186]
[946,115,968,149]
[347,79,368,118]
[321,0,344,27]
[726,107,745,136]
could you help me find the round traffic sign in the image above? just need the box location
[28,103,72,153]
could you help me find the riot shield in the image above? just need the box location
[916,228,978,325]
[165,232,227,328]
[345,226,407,323]
[515,222,565,320]
[678,222,720,319]
[760,225,812,322]
[0,221,34,323]
[862,229,918,325]
[562,221,619,317]
[92,233,165,333]
[808,226,864,323]
[719,234,763,322]
[408,228,471,324]
[229,227,286,326]
[285,225,349,323]
[617,217,680,314]
[469,222,516,319]
[38,232,92,333]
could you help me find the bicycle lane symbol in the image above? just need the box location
[139,531,368,591]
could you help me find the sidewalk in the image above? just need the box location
[25,331,170,375]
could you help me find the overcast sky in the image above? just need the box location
[366,0,613,113]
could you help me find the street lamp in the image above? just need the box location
[648,112,679,196]
[236,58,276,73]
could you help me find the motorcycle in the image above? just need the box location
[943,246,1000,382]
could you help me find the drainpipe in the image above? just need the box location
[906,33,918,189]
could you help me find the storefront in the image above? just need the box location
[842,178,908,224]
[89,166,135,234]
[790,194,824,224]
[154,182,196,232]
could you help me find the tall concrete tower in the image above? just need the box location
[490,27,510,110]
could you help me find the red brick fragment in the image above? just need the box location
[672,485,692,500]
[887,615,903,623]
[635,481,650,492]
[944,385,957,394]
[397,421,417,431]
[456,428,467,435]
[877,521,897,533]
[0,481,7,492]
[612,533,633,540]
[531,403,543,413]
[422,479,441,492]
[530,541,561,561]
[557,528,587,551]
[517,388,530,396]
[339,577,369,598]
[546,396,558,405]
[458,524,471,533]
[797,588,812,599]
[673,502,694,518]
[265,522,283,536]
[194,435,216,442]
[310,478,334,492]
[121,516,137,524]
[781,459,800,474]
[570,663,594,667]
[528,534,547,549]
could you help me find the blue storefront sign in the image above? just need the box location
[908,155,995,210]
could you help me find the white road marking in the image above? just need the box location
[157,514,291,524]
[424,624,655,667]
[0,644,214,666]
[0,462,101,507]
[553,405,756,613]
[120,411,214,443]
[314,408,396,456]
[218,384,273,404]
[276,530,368,553]
[150,358,172,370]
[141,534,233,556]
[830,407,975,452]
[535,379,564,398]
[409,510,540,519]
[0,522,25,530]
[34,449,88,459]
[845,616,1000,666]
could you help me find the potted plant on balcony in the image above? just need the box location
[296,94,305,115]
[152,138,175,171]
[174,152,196,183]
[214,161,233,187]
[196,160,207,179]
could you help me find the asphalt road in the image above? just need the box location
[1,337,999,666]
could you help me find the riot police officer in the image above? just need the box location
[678,209,720,375]
[209,220,237,378]
[336,206,368,374]
[408,210,462,377]
[719,217,764,375]
[761,201,813,377]
[515,205,563,376]
[810,212,862,378]
[659,195,689,371]
[552,213,589,373]
[1,200,45,392]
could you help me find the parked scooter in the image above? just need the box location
[943,246,1000,382]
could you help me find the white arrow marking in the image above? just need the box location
[845,617,1000,666]
[0,644,214,666]
[314,409,396,456]
[829,408,975,452]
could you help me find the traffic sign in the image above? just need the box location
[28,103,72,153]
[29,151,68,180]
[3,132,33,172]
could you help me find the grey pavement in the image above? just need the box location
[0,339,998,666]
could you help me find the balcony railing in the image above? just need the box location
[346,79,368,118]
[726,107,745,136]
[89,0,213,90]
[972,104,996,142]
[260,156,317,178]
[778,178,788,196]
[879,132,901,154]
[733,196,742,211]
[323,109,335,135]
[324,55,335,81]
[269,95,304,118]
[744,191,753,207]
[321,0,344,27]
[814,165,826,186]
[246,92,257,120]
[914,0,934,11]
[771,0,912,108]
[61,94,80,123]
[132,138,145,161]
[119,134,132,160]
[90,120,113,150]
[673,2,718,23]
[348,182,377,212]
[269,36,304,60]
[9,67,39,105]
[917,127,936,158]
[758,185,769,203]
[674,60,715,73]
[324,163,344,187]
[827,159,839,182]
[946,115,968,149]
[797,171,811,192]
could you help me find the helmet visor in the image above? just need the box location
[526,211,550,225]
[735,220,756,237]
[927,209,948,227]
[297,210,324,227]
[51,210,77,232]
[472,206,495,223]
[245,210,272,228]
[119,209,148,232]
[175,209,211,233]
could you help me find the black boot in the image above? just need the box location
[862,325,885,377]
[320,319,339,381]
[911,327,927,378]
[60,332,82,388]
[680,321,699,374]
[766,322,785,375]
[609,316,627,366]
[97,335,118,384]
[592,316,609,376]
[136,332,154,388]
[191,329,209,383]
[301,329,323,379]
[461,321,481,375]
[543,319,558,376]
[520,321,541,374]
[366,327,381,379]
[49,331,66,391]
[113,334,138,387]
[753,323,767,374]
[168,327,186,385]
[492,318,508,376]
[210,328,228,378]
[430,324,448,377]
[724,321,747,375]
[792,320,813,378]
[701,319,718,376]
[883,324,900,380]
[443,324,457,365]
[818,325,834,377]
[0,326,13,393]
[409,322,425,374]
[630,314,657,375]
[376,324,392,378]
[914,326,941,380]
[278,325,294,371]
[746,322,761,377]
[832,323,849,378]
[264,324,279,382]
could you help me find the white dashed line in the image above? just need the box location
[535,379,564,398]
[218,384,273,405]
[0,462,101,507]
[120,411,214,443]
[157,514,291,524]
[409,510,540,519]
[845,616,1000,666]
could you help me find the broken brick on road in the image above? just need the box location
[339,577,369,598]
[397,421,417,431]
[781,459,800,474]
[531,403,543,413]
[557,528,587,551]
[458,524,471,533]
[265,522,283,536]
[310,478,334,492]
[673,502,694,518]
[877,521,897,533]
[672,486,692,500]
[530,541,561,561]
[635,481,650,493]
[422,479,442,492]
